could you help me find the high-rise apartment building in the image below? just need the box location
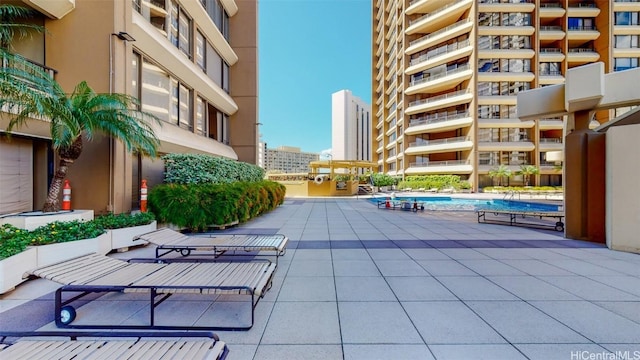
[265,146,319,173]
[0,0,257,214]
[372,0,638,191]
[331,90,373,164]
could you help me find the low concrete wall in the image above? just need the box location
[279,180,359,197]
[606,124,640,253]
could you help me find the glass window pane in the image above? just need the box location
[196,31,205,70]
[141,60,170,122]
[170,78,179,125]
[179,83,191,129]
[179,8,191,57]
[206,42,222,86]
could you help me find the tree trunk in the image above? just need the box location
[42,158,73,212]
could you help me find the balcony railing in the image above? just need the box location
[410,40,471,66]
[540,70,562,76]
[409,111,469,127]
[568,26,597,31]
[568,48,596,53]
[1,54,56,79]
[409,136,469,147]
[540,47,562,53]
[410,64,470,86]
[409,19,472,47]
[568,2,596,7]
[409,160,470,167]
[480,0,532,3]
[540,25,563,30]
[409,0,467,26]
[540,2,562,7]
[539,138,562,143]
[408,89,471,107]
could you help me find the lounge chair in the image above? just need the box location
[26,253,276,331]
[134,228,288,265]
[476,209,565,231]
[0,331,228,360]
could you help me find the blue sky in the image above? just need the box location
[258,0,372,154]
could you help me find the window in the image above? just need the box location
[196,31,206,70]
[169,80,192,129]
[614,58,639,71]
[141,59,171,122]
[196,96,207,136]
[615,12,640,26]
[568,17,594,30]
[539,62,561,75]
[615,35,640,49]
[170,1,192,58]
[206,42,222,86]
[223,61,229,93]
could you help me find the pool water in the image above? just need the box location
[368,196,561,212]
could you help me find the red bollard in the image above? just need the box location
[62,180,71,210]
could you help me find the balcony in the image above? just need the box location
[406,0,448,15]
[477,48,535,60]
[539,26,566,41]
[406,0,473,35]
[405,136,473,155]
[405,111,473,135]
[567,3,600,18]
[477,141,535,152]
[538,71,565,85]
[406,160,473,175]
[538,48,565,62]
[478,0,534,13]
[406,19,473,56]
[407,40,472,75]
[478,25,535,36]
[477,118,535,128]
[477,71,535,83]
[539,118,564,129]
[538,137,563,151]
[567,26,600,41]
[477,95,518,106]
[566,48,600,64]
[406,89,473,115]
[406,64,473,95]
[539,2,565,18]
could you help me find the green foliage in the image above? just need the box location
[92,212,155,230]
[0,4,45,50]
[148,181,286,232]
[334,174,353,181]
[371,173,395,187]
[482,186,562,193]
[0,224,29,259]
[162,153,265,185]
[0,212,158,259]
[515,165,540,186]
[488,165,513,186]
[398,175,464,191]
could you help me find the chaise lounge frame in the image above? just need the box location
[0,331,229,360]
[27,253,276,331]
[134,228,288,265]
[476,209,565,231]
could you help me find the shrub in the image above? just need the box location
[162,153,265,184]
[93,212,155,229]
[148,181,286,232]
[397,175,463,190]
[371,173,395,187]
[28,220,105,246]
[0,224,30,259]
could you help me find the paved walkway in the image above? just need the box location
[2,197,640,359]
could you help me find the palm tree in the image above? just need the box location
[488,164,512,187]
[516,164,539,187]
[0,52,161,212]
[0,4,44,51]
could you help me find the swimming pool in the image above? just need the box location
[368,196,561,212]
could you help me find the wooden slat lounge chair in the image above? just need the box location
[134,228,288,264]
[476,209,565,231]
[26,253,277,331]
[0,331,228,360]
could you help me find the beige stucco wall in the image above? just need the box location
[606,124,640,254]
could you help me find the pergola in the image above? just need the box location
[308,160,378,179]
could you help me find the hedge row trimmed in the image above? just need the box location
[162,153,265,184]
[398,175,470,191]
[148,181,286,232]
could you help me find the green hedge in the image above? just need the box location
[0,212,157,259]
[482,186,562,193]
[398,175,466,190]
[162,153,265,184]
[148,181,286,232]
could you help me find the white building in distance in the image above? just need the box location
[265,146,319,173]
[331,90,372,164]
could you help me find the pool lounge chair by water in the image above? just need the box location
[476,209,565,231]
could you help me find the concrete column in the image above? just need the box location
[564,110,606,242]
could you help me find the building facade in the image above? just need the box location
[372,0,638,191]
[265,146,319,173]
[0,0,258,215]
[331,89,373,164]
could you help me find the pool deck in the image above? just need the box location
[2,196,640,360]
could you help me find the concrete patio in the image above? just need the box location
[1,197,640,359]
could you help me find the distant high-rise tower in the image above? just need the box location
[373,1,637,191]
[331,90,372,164]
